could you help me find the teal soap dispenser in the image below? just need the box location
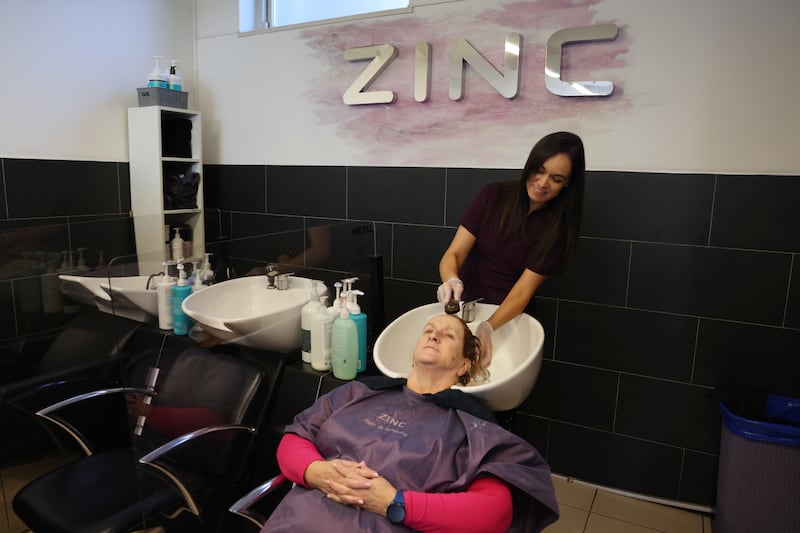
[347,289,368,372]
[330,305,358,380]
[172,261,192,336]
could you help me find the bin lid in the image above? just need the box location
[720,395,800,447]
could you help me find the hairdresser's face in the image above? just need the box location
[526,153,572,212]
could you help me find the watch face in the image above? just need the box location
[387,502,406,524]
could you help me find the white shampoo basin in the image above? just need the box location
[59,274,158,323]
[373,302,545,411]
[181,275,316,352]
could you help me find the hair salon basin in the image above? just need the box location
[59,274,158,323]
[181,275,319,353]
[372,302,545,412]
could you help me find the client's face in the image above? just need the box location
[413,314,471,379]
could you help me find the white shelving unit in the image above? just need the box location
[128,106,204,275]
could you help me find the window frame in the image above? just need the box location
[239,0,461,35]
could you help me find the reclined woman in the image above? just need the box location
[263,313,558,532]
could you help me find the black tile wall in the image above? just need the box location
[203,164,266,213]
[69,215,135,268]
[711,175,800,252]
[679,451,718,505]
[694,319,800,396]
[5,156,793,509]
[786,260,800,329]
[547,422,684,500]
[521,360,618,431]
[615,375,719,453]
[200,164,800,508]
[228,212,305,262]
[4,159,122,218]
[0,281,14,339]
[533,297,557,358]
[628,243,791,324]
[392,224,456,283]
[512,412,551,458]
[348,167,446,224]
[538,238,630,305]
[267,165,346,218]
[118,163,131,214]
[555,302,697,381]
[583,171,714,244]
[383,279,434,323]
[1,160,8,219]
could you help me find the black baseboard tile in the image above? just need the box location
[679,449,719,507]
[615,374,720,454]
[547,421,683,501]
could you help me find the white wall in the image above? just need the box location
[0,0,196,162]
[1,0,798,174]
[195,0,800,174]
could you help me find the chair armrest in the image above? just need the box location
[229,473,291,527]
[34,387,153,456]
[138,424,256,464]
[137,424,257,517]
[37,387,152,416]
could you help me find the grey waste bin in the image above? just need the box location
[715,394,800,533]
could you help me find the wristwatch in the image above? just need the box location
[386,490,406,524]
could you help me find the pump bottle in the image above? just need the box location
[347,289,368,372]
[172,261,192,335]
[331,306,358,380]
[156,263,176,330]
[171,227,184,262]
[311,296,335,371]
[168,59,182,91]
[147,56,168,89]
[300,281,324,364]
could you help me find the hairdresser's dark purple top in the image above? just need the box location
[459,183,566,305]
[263,378,558,533]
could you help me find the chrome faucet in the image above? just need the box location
[265,263,279,289]
[461,298,484,323]
[276,272,294,290]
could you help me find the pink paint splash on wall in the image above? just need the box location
[300,0,630,166]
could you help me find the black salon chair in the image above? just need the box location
[0,308,142,396]
[1,309,143,466]
[13,346,286,533]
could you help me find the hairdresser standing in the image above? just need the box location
[438,132,586,369]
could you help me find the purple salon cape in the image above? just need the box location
[262,378,558,532]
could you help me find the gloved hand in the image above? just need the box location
[475,321,494,369]
[436,278,464,304]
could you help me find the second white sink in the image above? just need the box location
[181,275,317,352]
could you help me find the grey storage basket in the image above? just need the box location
[715,395,800,533]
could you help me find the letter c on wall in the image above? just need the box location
[545,24,619,96]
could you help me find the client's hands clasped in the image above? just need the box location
[437,277,464,304]
[311,459,396,517]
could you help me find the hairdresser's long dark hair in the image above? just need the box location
[493,131,585,266]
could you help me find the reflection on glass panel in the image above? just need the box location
[0,212,385,523]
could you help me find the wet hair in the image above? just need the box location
[494,131,586,266]
[456,318,483,386]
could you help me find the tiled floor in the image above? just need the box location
[547,475,714,533]
[2,455,713,533]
